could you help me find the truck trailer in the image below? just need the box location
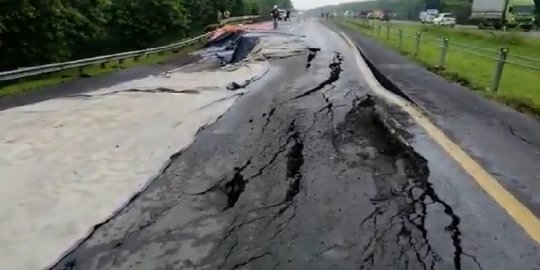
[469,0,536,30]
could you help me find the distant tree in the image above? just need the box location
[0,0,80,68]
[184,0,220,33]
[230,0,246,16]
[107,0,189,49]
[0,0,295,70]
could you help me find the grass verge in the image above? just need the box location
[337,19,540,118]
[0,43,203,98]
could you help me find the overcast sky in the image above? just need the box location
[292,0,358,10]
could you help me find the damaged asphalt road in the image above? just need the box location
[49,21,540,270]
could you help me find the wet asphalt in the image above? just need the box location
[46,20,540,270]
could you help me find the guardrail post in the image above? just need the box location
[414,32,422,56]
[78,67,84,76]
[437,37,449,68]
[386,24,390,40]
[100,62,107,69]
[491,48,509,92]
[398,29,403,50]
[134,55,140,62]
[118,59,124,65]
[377,25,382,36]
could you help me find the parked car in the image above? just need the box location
[433,13,456,27]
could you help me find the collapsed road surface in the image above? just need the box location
[3,20,540,270]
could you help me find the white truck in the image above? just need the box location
[469,0,536,30]
[420,9,439,23]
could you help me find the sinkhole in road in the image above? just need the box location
[306,47,321,68]
[202,33,260,65]
[230,36,259,64]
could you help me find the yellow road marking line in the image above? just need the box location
[339,31,540,246]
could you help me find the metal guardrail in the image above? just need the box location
[0,16,259,82]
[220,15,259,25]
[348,19,540,92]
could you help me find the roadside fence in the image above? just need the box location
[351,19,540,93]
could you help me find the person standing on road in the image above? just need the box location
[270,5,280,29]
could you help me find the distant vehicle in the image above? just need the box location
[278,9,287,21]
[420,11,437,23]
[420,11,439,23]
[424,9,439,23]
[358,11,370,19]
[379,12,391,21]
[372,9,384,19]
[420,11,429,23]
[343,10,354,17]
[433,13,457,26]
[469,0,536,30]
[367,12,375,20]
[427,9,439,17]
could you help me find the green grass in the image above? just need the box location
[0,43,202,97]
[337,19,540,118]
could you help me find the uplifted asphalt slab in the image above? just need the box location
[0,31,306,270]
[49,20,540,270]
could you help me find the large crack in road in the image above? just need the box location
[50,44,484,270]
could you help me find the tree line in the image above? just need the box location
[0,0,293,71]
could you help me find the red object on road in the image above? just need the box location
[211,25,244,41]
[210,22,275,41]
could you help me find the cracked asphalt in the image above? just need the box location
[48,20,540,270]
